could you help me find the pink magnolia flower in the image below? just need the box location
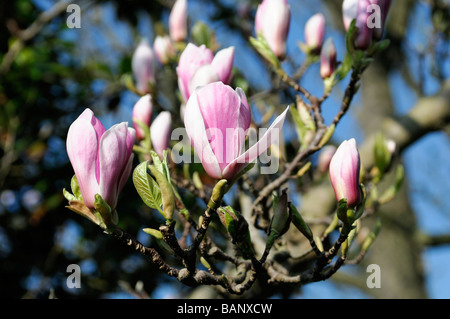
[153,35,176,65]
[169,0,188,42]
[329,138,362,208]
[304,13,326,54]
[66,108,135,210]
[176,43,235,102]
[320,38,337,79]
[255,0,291,60]
[132,39,156,94]
[184,82,289,180]
[132,94,153,140]
[150,111,172,158]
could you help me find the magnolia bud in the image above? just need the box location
[153,35,176,65]
[150,111,172,159]
[132,39,156,94]
[66,109,135,212]
[132,94,153,140]
[169,0,188,42]
[320,38,337,79]
[255,0,291,60]
[290,203,313,240]
[329,138,362,208]
[304,13,326,54]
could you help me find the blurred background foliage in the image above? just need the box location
[0,0,449,299]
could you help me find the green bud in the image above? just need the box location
[269,189,291,238]
[191,21,217,50]
[374,133,392,180]
[298,102,316,133]
[192,171,203,190]
[70,175,82,200]
[142,228,163,240]
[94,193,115,228]
[217,206,254,259]
[318,124,335,148]
[296,161,312,177]
[200,256,212,270]
[149,165,175,220]
[208,179,228,209]
[314,236,324,252]
[290,203,313,240]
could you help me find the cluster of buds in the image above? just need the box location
[132,94,172,159]
[320,38,337,79]
[131,0,188,94]
[177,43,235,103]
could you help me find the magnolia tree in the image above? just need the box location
[63,0,396,295]
[50,0,447,298]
